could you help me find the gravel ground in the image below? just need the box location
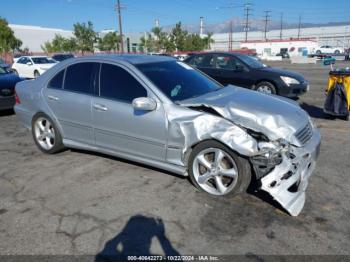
[0,60,349,259]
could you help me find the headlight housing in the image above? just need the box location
[281,76,300,86]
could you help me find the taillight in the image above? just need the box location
[15,91,21,104]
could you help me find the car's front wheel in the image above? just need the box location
[334,50,340,54]
[188,140,251,197]
[255,81,277,95]
[32,113,65,154]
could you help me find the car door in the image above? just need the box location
[23,57,34,77]
[92,62,167,161]
[14,57,27,77]
[43,62,98,145]
[211,54,252,88]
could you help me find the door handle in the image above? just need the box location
[93,104,108,111]
[48,95,59,101]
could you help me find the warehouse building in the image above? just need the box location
[9,24,143,53]
[211,24,350,51]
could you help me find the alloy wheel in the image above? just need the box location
[192,148,239,195]
[34,117,55,150]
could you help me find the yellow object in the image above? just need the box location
[327,75,350,110]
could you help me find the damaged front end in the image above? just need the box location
[249,127,321,216]
[175,86,321,216]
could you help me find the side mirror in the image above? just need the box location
[26,61,33,66]
[132,97,157,111]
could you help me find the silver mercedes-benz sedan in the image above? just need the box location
[14,55,321,216]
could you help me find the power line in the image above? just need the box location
[263,10,271,40]
[116,0,125,53]
[243,3,253,42]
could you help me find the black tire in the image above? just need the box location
[334,50,340,54]
[34,70,40,78]
[188,140,251,197]
[31,113,65,154]
[12,69,18,75]
[255,81,277,95]
[316,50,321,55]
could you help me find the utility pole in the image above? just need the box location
[263,10,271,40]
[200,17,204,36]
[116,0,124,53]
[297,15,302,39]
[279,13,283,39]
[229,20,233,51]
[216,3,244,50]
[243,3,253,42]
[155,19,160,28]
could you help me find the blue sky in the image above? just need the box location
[1,0,350,32]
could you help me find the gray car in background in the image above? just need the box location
[14,55,321,216]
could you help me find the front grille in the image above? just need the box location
[295,122,313,145]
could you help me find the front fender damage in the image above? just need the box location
[164,103,319,216]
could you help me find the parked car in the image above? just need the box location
[314,45,344,55]
[14,55,321,216]
[51,53,75,62]
[184,52,309,97]
[0,64,24,110]
[12,56,57,78]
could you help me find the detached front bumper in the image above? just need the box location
[259,128,321,216]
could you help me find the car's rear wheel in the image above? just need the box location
[334,50,340,54]
[32,113,64,154]
[255,81,277,95]
[34,70,40,78]
[316,50,321,55]
[188,140,251,197]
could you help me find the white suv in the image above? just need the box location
[12,56,57,78]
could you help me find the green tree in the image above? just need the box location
[98,32,121,52]
[73,21,97,54]
[203,32,215,50]
[0,17,22,53]
[170,22,187,51]
[41,34,77,53]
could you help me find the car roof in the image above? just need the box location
[71,54,176,65]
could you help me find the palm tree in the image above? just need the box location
[203,32,215,50]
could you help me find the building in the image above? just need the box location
[240,39,319,57]
[9,24,143,53]
[211,24,350,52]
[10,24,74,52]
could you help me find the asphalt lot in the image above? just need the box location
[0,60,349,258]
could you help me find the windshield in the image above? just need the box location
[236,54,264,69]
[32,57,51,64]
[0,66,11,74]
[136,61,222,102]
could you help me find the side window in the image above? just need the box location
[99,63,147,103]
[48,70,65,89]
[215,55,242,70]
[18,57,26,64]
[64,62,95,94]
[192,55,215,68]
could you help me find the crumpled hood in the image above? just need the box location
[180,85,309,143]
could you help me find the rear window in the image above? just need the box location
[48,70,65,89]
[64,63,96,94]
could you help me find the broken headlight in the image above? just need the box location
[250,139,290,179]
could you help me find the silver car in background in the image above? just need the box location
[14,55,321,216]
